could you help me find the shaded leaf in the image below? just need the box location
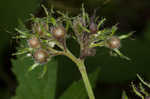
[11,57,58,99]
[59,67,100,99]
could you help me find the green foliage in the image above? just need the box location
[0,0,41,98]
[60,67,100,99]
[131,75,150,99]
[11,57,58,99]
[121,91,128,99]
[9,4,139,99]
[11,53,100,99]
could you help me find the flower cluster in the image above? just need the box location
[14,5,133,72]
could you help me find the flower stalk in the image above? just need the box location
[78,62,95,99]
[64,49,95,99]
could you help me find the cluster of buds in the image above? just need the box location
[14,5,133,72]
[72,7,133,60]
[131,74,150,99]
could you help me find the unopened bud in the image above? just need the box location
[34,49,49,64]
[105,36,121,49]
[52,26,66,40]
[28,37,40,48]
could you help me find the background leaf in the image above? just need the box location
[59,67,100,99]
[0,0,41,98]
[11,57,58,99]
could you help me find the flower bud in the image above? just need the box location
[28,37,40,48]
[34,49,49,64]
[105,36,121,49]
[89,22,97,34]
[32,22,49,36]
[80,48,96,59]
[32,23,43,35]
[52,26,66,40]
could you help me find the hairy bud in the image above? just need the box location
[105,36,121,49]
[52,26,66,40]
[32,23,43,35]
[28,37,40,48]
[32,22,49,36]
[34,49,49,64]
[89,22,97,34]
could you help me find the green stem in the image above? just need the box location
[65,50,95,99]
[77,61,95,99]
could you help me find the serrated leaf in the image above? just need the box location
[59,67,100,99]
[11,56,58,99]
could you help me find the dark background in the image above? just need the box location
[0,0,150,99]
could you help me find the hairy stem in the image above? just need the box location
[65,49,95,99]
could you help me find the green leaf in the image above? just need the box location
[11,57,58,99]
[119,31,135,40]
[114,49,130,60]
[131,82,144,99]
[97,18,106,29]
[121,91,128,99]
[59,67,100,99]
[137,74,150,88]
[111,24,118,36]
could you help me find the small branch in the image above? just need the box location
[47,47,65,56]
